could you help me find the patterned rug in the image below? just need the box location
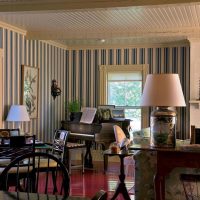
[106,161,134,194]
[108,178,134,194]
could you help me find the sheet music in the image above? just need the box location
[80,107,97,124]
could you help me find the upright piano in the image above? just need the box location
[61,118,131,168]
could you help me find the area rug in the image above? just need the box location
[108,176,135,194]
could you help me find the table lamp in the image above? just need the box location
[6,105,30,133]
[140,74,186,148]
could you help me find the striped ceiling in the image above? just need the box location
[0,1,200,47]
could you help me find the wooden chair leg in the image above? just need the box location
[52,170,58,194]
[104,154,108,173]
[68,150,71,175]
[65,149,70,174]
[82,149,84,173]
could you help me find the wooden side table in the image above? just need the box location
[103,149,134,200]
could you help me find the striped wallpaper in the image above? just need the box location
[0,28,2,48]
[66,46,190,139]
[0,25,190,140]
[2,28,66,142]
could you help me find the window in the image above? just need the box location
[107,72,142,130]
[99,65,148,130]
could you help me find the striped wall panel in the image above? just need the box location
[66,46,190,139]
[2,29,66,142]
[0,28,2,48]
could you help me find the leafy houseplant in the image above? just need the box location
[68,100,80,113]
[67,100,82,121]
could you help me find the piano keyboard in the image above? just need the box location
[69,132,95,141]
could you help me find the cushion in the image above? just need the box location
[131,127,150,145]
[0,158,11,166]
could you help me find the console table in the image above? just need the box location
[129,144,200,200]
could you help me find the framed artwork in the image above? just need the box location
[111,109,125,118]
[97,105,115,109]
[21,65,39,118]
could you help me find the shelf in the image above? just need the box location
[189,100,200,108]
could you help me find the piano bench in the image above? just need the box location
[65,142,86,175]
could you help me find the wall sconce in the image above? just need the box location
[51,79,61,100]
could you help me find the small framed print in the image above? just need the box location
[21,65,39,118]
[111,109,125,119]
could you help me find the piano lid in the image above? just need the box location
[61,121,102,134]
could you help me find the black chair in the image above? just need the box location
[0,152,70,198]
[51,129,86,174]
[0,135,35,167]
[51,129,68,161]
[91,190,107,200]
[36,130,68,171]
[0,135,36,191]
[180,173,200,200]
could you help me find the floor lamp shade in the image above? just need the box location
[6,105,30,129]
[140,74,186,148]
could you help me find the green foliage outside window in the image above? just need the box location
[108,81,142,119]
[107,80,142,130]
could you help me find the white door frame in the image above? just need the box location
[0,49,3,128]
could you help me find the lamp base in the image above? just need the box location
[150,107,176,148]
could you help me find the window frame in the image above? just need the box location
[99,64,149,128]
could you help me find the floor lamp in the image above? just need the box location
[140,74,186,148]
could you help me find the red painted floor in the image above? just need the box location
[70,161,135,200]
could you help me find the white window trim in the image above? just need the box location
[99,64,149,128]
[0,49,3,128]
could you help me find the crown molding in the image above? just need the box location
[188,37,200,43]
[40,40,68,50]
[27,27,200,39]
[0,0,199,12]
[66,40,190,50]
[0,21,26,35]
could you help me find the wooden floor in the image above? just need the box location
[70,161,135,200]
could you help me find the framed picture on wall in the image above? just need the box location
[21,65,39,118]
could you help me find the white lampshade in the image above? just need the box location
[140,74,186,107]
[6,105,30,122]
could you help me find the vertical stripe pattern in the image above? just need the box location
[2,29,66,142]
[0,26,190,140]
[66,46,190,139]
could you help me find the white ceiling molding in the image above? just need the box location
[0,0,199,12]
[0,21,26,35]
[40,40,68,50]
[188,37,200,43]
[26,28,200,40]
[66,40,190,50]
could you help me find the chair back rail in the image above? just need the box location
[0,135,35,162]
[0,152,70,198]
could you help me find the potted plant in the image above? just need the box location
[67,99,82,121]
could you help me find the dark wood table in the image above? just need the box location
[104,149,134,200]
[129,143,200,200]
[0,191,90,200]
